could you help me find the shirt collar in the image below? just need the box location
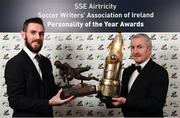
[23,46,38,60]
[135,58,150,69]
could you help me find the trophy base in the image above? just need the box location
[96,92,112,104]
[61,84,97,99]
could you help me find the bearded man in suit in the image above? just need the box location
[5,17,74,117]
[108,33,169,117]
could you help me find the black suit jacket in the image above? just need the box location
[120,59,169,117]
[5,50,58,117]
[106,59,169,117]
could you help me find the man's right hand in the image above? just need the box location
[48,88,75,106]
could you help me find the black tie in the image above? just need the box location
[35,55,41,64]
[35,54,43,75]
[132,64,141,73]
[35,55,46,98]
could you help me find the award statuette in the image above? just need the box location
[97,33,124,103]
[54,61,98,99]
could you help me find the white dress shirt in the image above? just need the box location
[128,58,150,93]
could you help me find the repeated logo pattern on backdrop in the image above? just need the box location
[0,33,180,117]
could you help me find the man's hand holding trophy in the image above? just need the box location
[96,33,124,103]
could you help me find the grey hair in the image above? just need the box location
[130,33,152,48]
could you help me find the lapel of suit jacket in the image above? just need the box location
[20,50,48,98]
[20,49,42,81]
[128,59,153,94]
[21,50,48,97]
[122,65,136,96]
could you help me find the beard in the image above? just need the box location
[25,38,43,53]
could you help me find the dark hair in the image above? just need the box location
[22,17,44,31]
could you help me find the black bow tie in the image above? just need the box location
[132,64,141,73]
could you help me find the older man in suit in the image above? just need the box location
[109,34,169,117]
[5,17,74,117]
